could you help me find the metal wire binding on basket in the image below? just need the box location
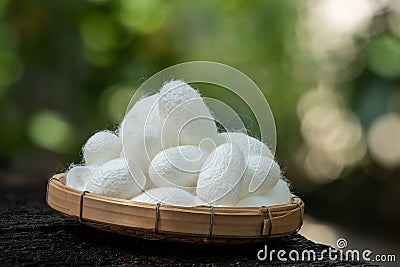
[260,206,273,238]
[79,191,89,222]
[208,206,215,239]
[155,203,161,234]
[292,197,304,233]
[46,173,305,245]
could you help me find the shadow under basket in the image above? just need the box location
[46,173,304,245]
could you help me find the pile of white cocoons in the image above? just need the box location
[66,80,292,207]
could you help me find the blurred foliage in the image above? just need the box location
[1,0,400,243]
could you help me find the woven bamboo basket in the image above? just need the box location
[46,173,304,245]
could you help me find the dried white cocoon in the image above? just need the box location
[149,145,209,188]
[83,131,121,165]
[236,179,291,207]
[218,132,273,160]
[121,94,163,176]
[131,187,196,207]
[66,165,95,191]
[196,143,245,206]
[239,156,281,199]
[87,158,146,199]
[158,80,218,151]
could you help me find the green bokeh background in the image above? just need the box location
[1,0,400,247]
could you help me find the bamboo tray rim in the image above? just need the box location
[46,173,305,244]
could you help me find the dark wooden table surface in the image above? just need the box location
[0,174,377,266]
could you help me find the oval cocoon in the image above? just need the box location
[131,187,196,207]
[218,132,273,160]
[239,156,281,198]
[196,143,245,206]
[121,94,163,176]
[149,145,209,188]
[87,158,146,199]
[236,179,291,207]
[158,80,218,151]
[83,131,121,165]
[66,165,95,191]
